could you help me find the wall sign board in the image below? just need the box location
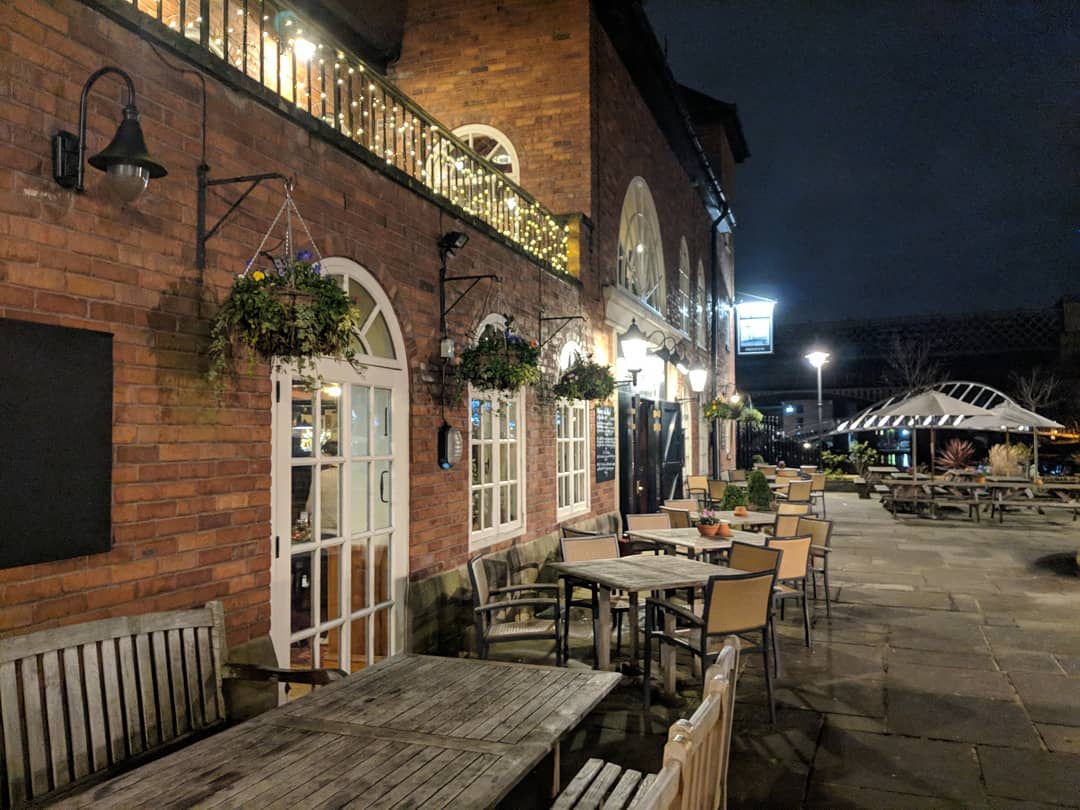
[735,300,775,355]
[0,319,113,570]
[595,405,616,482]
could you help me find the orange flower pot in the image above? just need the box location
[733,506,749,518]
[698,523,720,537]
[716,522,733,538]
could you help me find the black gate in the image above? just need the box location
[736,415,821,469]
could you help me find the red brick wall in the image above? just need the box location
[391,0,593,218]
[0,0,616,645]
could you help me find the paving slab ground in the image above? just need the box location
[496,493,1080,808]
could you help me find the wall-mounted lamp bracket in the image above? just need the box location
[538,313,584,349]
[196,164,290,269]
[438,266,498,337]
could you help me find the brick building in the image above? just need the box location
[0,0,747,665]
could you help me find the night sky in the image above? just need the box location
[646,1,1078,321]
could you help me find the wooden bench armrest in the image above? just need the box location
[490,583,560,595]
[224,662,347,686]
[475,597,558,614]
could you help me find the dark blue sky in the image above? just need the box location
[646,1,1078,320]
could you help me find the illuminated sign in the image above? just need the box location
[735,300,775,355]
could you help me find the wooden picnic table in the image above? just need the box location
[50,654,621,809]
[548,555,744,676]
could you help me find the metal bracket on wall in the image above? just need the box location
[196,164,290,269]
[439,266,498,338]
[538,313,584,349]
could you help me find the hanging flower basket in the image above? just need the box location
[458,316,541,394]
[207,252,364,387]
[552,354,616,402]
[703,397,764,424]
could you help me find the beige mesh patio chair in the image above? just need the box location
[758,465,777,477]
[560,525,598,539]
[659,506,692,529]
[730,468,747,482]
[644,552,780,722]
[468,554,562,665]
[707,479,727,508]
[686,475,709,506]
[559,533,629,661]
[626,513,672,531]
[772,513,802,538]
[776,478,813,504]
[664,498,699,513]
[766,534,814,651]
[809,472,827,517]
[797,516,834,618]
[776,501,811,516]
[777,468,801,479]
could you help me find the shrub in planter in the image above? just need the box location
[459,317,541,394]
[746,470,772,510]
[552,354,616,401]
[719,484,748,511]
[208,254,364,388]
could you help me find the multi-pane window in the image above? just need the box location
[696,260,707,347]
[469,391,525,547]
[678,238,691,334]
[556,400,589,518]
[617,178,666,313]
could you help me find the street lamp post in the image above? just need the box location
[805,351,830,448]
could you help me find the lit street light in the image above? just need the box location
[805,350,830,448]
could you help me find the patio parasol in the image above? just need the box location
[872,390,993,481]
[957,402,1064,477]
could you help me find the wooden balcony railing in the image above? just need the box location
[99,0,570,274]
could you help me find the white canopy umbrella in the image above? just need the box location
[873,391,993,480]
[958,402,1064,476]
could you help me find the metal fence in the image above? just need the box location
[737,415,821,470]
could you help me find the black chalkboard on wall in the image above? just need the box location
[595,405,616,482]
[0,318,113,570]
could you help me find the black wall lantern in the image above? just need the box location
[52,66,167,202]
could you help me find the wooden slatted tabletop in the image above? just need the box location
[626,527,766,559]
[51,655,621,809]
[549,555,744,672]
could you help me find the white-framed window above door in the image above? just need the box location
[556,341,590,520]
[270,258,409,683]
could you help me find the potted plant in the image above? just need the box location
[207,253,364,388]
[719,483,748,511]
[697,509,720,536]
[459,316,541,394]
[552,354,616,401]
[746,470,772,511]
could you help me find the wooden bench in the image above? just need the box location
[0,601,342,807]
[553,639,738,810]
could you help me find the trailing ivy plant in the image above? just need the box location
[458,316,541,394]
[552,354,616,401]
[207,254,364,389]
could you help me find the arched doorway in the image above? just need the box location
[270,258,409,678]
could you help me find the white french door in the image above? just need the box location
[269,260,408,679]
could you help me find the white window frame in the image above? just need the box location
[555,341,590,520]
[468,314,526,550]
[678,238,691,334]
[616,177,666,314]
[452,123,521,184]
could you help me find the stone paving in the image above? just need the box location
[501,492,1080,808]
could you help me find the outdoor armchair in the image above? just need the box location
[558,533,630,660]
[797,516,834,617]
[659,505,693,529]
[766,534,814,653]
[468,554,562,666]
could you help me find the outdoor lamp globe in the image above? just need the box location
[805,350,830,369]
[620,319,648,374]
[688,367,708,393]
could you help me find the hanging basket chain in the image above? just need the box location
[245,181,322,275]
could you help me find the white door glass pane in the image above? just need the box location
[348,279,376,335]
[481,401,492,439]
[373,607,390,665]
[509,484,519,522]
[320,387,341,456]
[508,443,517,479]
[290,636,314,671]
[500,486,509,527]
[373,388,392,455]
[291,552,314,632]
[320,545,342,622]
[349,461,369,535]
[482,444,493,484]
[291,467,314,545]
[350,618,368,673]
[319,625,341,671]
[483,489,492,529]
[350,539,369,612]
[291,385,314,458]
[373,460,392,530]
[506,401,518,438]
[350,385,370,457]
[499,445,509,482]
[471,490,482,531]
[372,533,391,604]
[319,464,341,539]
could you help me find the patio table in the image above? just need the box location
[627,526,766,560]
[683,510,776,529]
[50,654,620,808]
[548,555,744,681]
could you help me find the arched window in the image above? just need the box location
[678,238,691,334]
[452,124,520,184]
[696,259,707,347]
[617,178,665,314]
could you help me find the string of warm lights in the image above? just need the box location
[146,0,569,273]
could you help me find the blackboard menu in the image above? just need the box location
[595,405,616,482]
